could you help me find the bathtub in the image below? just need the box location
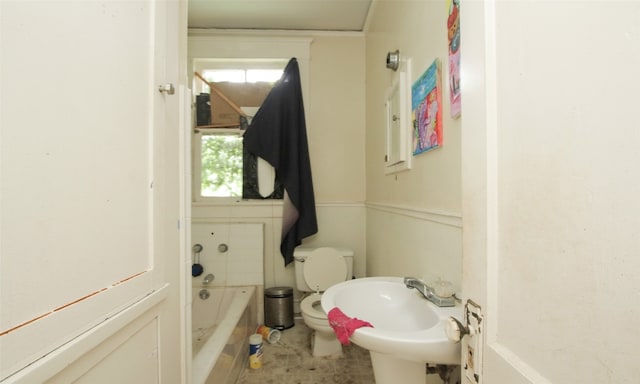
[192,286,258,384]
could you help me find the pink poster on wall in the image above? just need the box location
[448,0,461,118]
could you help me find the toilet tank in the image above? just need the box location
[293,247,354,292]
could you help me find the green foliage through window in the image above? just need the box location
[200,134,243,197]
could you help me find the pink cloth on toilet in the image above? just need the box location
[327,307,374,345]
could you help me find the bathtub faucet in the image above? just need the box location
[203,273,215,285]
[403,277,456,307]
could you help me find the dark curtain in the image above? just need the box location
[243,58,318,266]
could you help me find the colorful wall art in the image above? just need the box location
[448,0,461,118]
[412,59,443,155]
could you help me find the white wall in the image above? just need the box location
[364,1,462,289]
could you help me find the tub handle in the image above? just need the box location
[199,289,210,300]
[218,243,228,253]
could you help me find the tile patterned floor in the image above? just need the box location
[235,319,376,384]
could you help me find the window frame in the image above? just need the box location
[188,35,312,203]
[192,127,245,203]
[193,61,287,202]
[198,128,245,198]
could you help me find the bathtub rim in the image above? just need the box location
[191,285,256,384]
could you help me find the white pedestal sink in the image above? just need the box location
[321,277,462,384]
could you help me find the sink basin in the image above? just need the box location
[321,276,462,366]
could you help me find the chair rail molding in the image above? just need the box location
[366,201,462,228]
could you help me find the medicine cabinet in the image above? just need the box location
[384,58,412,174]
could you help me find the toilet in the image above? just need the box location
[294,246,354,357]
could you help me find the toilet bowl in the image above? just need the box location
[294,247,354,357]
[300,293,342,357]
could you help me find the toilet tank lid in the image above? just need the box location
[293,246,354,260]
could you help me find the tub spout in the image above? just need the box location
[203,273,215,284]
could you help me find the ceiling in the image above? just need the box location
[188,0,373,32]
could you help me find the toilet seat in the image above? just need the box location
[303,247,347,292]
[300,292,343,358]
[301,293,327,320]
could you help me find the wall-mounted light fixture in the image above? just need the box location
[386,50,400,71]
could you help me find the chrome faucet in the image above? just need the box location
[404,277,456,307]
[203,273,215,285]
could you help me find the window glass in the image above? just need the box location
[203,69,245,83]
[200,134,243,197]
[247,69,283,83]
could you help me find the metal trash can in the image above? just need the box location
[264,286,294,330]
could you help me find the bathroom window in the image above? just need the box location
[201,68,283,86]
[199,133,243,197]
[193,62,285,200]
